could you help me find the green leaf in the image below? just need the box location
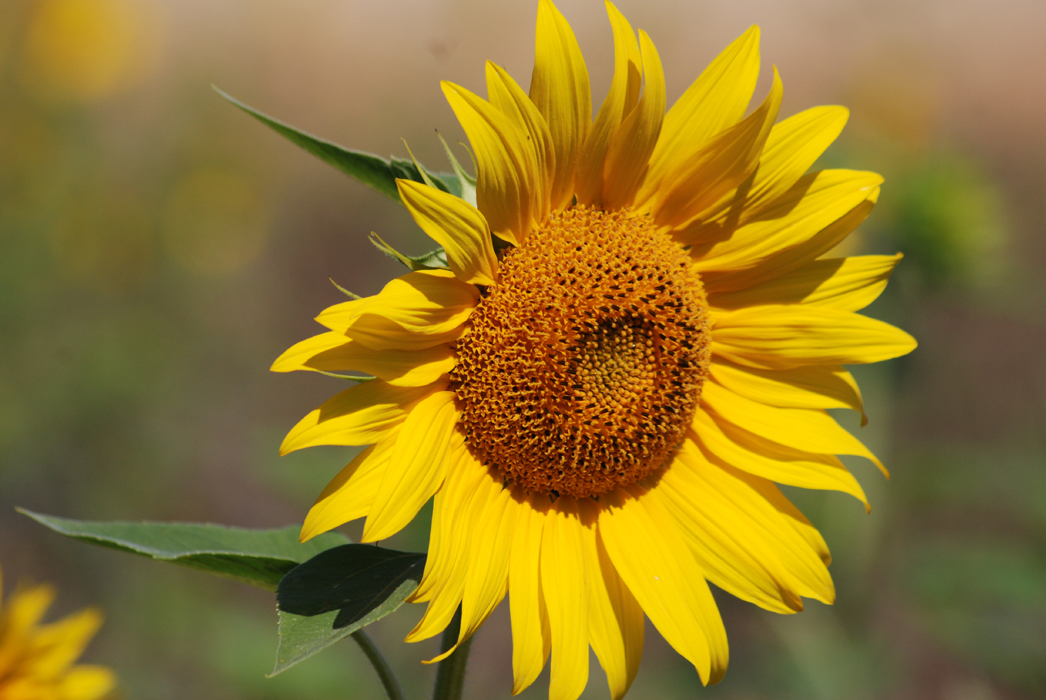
[214,86,457,204]
[368,232,449,272]
[20,509,347,591]
[272,544,426,675]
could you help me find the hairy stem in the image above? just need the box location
[352,630,405,700]
[432,608,472,700]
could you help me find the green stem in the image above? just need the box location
[432,608,473,700]
[351,630,405,700]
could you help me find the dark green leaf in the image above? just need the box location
[272,544,426,675]
[20,509,347,591]
[214,86,452,204]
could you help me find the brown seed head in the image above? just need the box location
[451,206,710,498]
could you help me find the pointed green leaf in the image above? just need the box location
[272,544,425,675]
[20,509,347,591]
[214,86,459,203]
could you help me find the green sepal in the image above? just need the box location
[313,370,374,382]
[19,509,346,591]
[368,232,449,272]
[437,131,477,207]
[214,86,458,203]
[328,277,362,300]
[272,544,426,675]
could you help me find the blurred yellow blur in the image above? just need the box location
[847,47,942,152]
[20,0,160,102]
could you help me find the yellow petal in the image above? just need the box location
[682,105,849,242]
[670,442,835,604]
[598,529,644,695]
[637,26,760,207]
[709,360,865,415]
[408,441,489,642]
[690,169,882,273]
[442,81,539,246]
[397,179,499,286]
[700,380,886,474]
[0,585,54,680]
[2,584,54,632]
[430,482,519,663]
[743,476,833,565]
[271,331,348,372]
[509,496,552,696]
[362,391,458,542]
[411,447,444,602]
[691,406,868,507]
[25,608,103,676]
[317,270,477,332]
[715,191,881,297]
[486,62,554,225]
[529,0,590,211]
[710,254,901,313]
[575,1,641,207]
[652,68,782,231]
[339,271,478,351]
[300,436,397,542]
[311,298,367,333]
[598,487,728,685]
[272,331,456,387]
[602,30,666,210]
[458,487,518,642]
[279,378,445,455]
[58,665,118,700]
[409,432,474,602]
[541,497,589,700]
[658,450,804,613]
[710,304,917,370]
[578,500,643,700]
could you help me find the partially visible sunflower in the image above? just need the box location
[273,1,916,698]
[0,563,116,700]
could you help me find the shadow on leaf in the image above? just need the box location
[277,544,426,629]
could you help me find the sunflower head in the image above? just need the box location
[453,205,710,499]
[274,1,916,698]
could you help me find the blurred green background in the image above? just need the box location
[1,0,1044,698]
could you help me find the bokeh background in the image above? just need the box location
[2,0,1044,698]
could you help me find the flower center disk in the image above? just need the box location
[451,206,711,499]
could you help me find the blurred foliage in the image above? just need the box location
[1,0,1044,699]
[865,149,1007,291]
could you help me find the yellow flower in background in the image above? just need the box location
[21,0,159,102]
[0,564,116,700]
[274,1,916,698]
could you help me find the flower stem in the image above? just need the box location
[352,630,405,700]
[432,608,472,700]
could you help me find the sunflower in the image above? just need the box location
[273,1,916,697]
[0,564,116,700]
